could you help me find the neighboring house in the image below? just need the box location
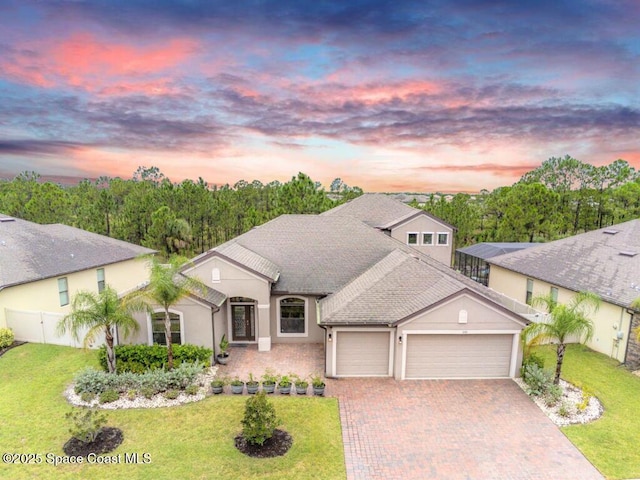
[126,202,532,380]
[488,220,640,367]
[0,213,154,346]
[322,193,456,266]
[455,243,540,286]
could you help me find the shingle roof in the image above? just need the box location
[320,249,530,326]
[0,214,155,290]
[214,242,280,282]
[457,242,540,260]
[488,220,640,308]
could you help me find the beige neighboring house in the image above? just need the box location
[322,193,456,266]
[0,213,154,346]
[488,219,640,367]
[125,195,532,380]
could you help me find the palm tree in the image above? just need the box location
[129,255,207,370]
[522,291,600,384]
[57,286,147,373]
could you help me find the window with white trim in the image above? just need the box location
[526,278,534,305]
[278,297,307,336]
[422,232,434,245]
[211,268,221,283]
[151,312,182,345]
[58,277,69,306]
[407,232,418,245]
[436,232,449,246]
[97,268,105,293]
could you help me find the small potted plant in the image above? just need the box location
[293,374,308,395]
[310,373,326,396]
[261,369,277,394]
[246,373,259,394]
[230,377,244,394]
[210,376,227,395]
[277,374,292,395]
[216,334,230,365]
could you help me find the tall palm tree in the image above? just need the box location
[522,291,600,384]
[129,255,207,370]
[57,286,146,373]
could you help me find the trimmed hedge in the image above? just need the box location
[98,344,213,373]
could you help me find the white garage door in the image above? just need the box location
[405,334,513,379]
[335,331,391,377]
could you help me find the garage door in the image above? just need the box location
[335,331,391,376]
[405,334,513,379]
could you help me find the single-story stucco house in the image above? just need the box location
[488,219,640,368]
[125,196,532,379]
[0,213,154,346]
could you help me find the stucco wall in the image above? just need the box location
[488,265,631,362]
[0,257,149,329]
[389,215,453,266]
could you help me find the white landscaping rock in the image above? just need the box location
[65,366,219,410]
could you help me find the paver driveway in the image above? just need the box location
[328,378,603,480]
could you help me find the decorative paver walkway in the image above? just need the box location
[213,344,603,479]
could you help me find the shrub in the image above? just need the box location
[66,408,107,444]
[241,392,279,446]
[577,387,594,412]
[99,389,120,404]
[164,389,180,400]
[185,384,199,396]
[543,384,563,407]
[127,390,137,401]
[80,392,96,403]
[521,353,545,379]
[523,363,553,397]
[140,386,156,399]
[0,327,14,349]
[98,344,212,373]
[74,368,120,395]
[558,401,572,417]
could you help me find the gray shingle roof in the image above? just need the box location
[0,214,155,290]
[457,242,540,260]
[488,220,640,308]
[215,242,280,282]
[322,194,415,226]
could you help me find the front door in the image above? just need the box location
[231,304,255,341]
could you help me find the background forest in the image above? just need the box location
[1,156,639,258]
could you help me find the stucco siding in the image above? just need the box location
[0,257,149,329]
[389,215,453,266]
[489,265,631,362]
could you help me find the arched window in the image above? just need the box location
[278,297,307,337]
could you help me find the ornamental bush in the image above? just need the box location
[241,391,279,446]
[66,408,107,444]
[98,344,213,373]
[523,363,553,397]
[74,362,204,395]
[0,327,15,349]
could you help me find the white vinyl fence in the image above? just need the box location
[6,308,106,348]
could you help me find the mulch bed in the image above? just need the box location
[63,427,123,457]
[0,341,27,358]
[234,429,292,458]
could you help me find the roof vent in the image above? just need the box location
[619,251,638,257]
[603,229,619,235]
[0,217,16,223]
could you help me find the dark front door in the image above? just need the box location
[232,304,255,341]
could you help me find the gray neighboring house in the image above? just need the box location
[322,193,456,266]
[0,213,154,345]
[455,242,540,286]
[125,197,532,380]
[488,219,640,367]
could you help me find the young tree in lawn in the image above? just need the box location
[522,291,600,384]
[131,255,207,370]
[57,286,146,373]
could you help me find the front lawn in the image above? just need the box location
[533,344,640,479]
[0,344,346,480]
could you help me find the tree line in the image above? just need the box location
[1,156,638,256]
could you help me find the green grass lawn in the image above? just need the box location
[0,344,346,480]
[533,344,640,480]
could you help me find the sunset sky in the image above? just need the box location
[1,0,638,192]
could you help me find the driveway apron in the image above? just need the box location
[328,378,603,480]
